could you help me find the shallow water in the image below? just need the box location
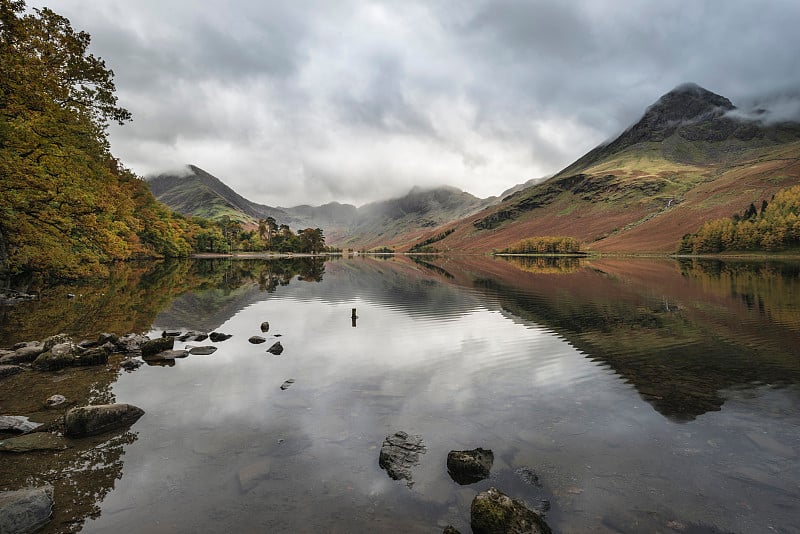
[1,256,799,533]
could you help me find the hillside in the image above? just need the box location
[404,84,800,253]
[148,167,492,248]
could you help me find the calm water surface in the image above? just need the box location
[1,256,799,533]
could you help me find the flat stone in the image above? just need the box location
[0,433,67,452]
[267,341,283,355]
[471,487,552,534]
[248,336,266,344]
[209,332,232,342]
[188,346,217,355]
[280,379,295,390]
[0,485,54,534]
[142,349,184,362]
[46,394,66,408]
[378,431,426,486]
[0,416,42,434]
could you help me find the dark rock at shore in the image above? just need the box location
[378,431,426,486]
[447,447,494,485]
[64,403,145,438]
[142,349,185,362]
[0,365,23,379]
[209,332,232,342]
[260,321,270,332]
[0,485,54,534]
[248,336,266,344]
[0,415,42,434]
[32,342,77,370]
[161,330,182,338]
[188,346,217,355]
[120,358,143,371]
[115,333,149,354]
[0,433,67,453]
[141,336,174,357]
[73,345,110,366]
[177,331,208,342]
[471,487,552,534]
[43,333,72,351]
[267,341,283,355]
[4,342,45,364]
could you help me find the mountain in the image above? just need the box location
[147,166,491,248]
[405,84,800,253]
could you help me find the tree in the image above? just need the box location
[298,228,325,253]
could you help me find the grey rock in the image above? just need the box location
[45,395,66,408]
[32,342,76,370]
[161,330,181,338]
[115,333,149,354]
[0,485,54,534]
[10,342,45,363]
[64,404,145,438]
[267,341,283,355]
[248,336,266,344]
[0,365,23,379]
[120,358,143,371]
[141,336,174,357]
[471,487,552,534]
[177,331,207,342]
[209,332,232,342]
[447,448,494,485]
[0,416,42,434]
[42,333,72,351]
[142,349,184,362]
[188,346,217,355]
[260,321,270,332]
[73,345,110,366]
[97,332,119,345]
[0,433,67,453]
[378,431,426,486]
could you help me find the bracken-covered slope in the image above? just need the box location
[405,84,800,253]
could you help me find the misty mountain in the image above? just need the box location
[405,83,800,253]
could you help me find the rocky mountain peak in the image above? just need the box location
[640,83,735,127]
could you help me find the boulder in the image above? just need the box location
[141,336,174,357]
[447,448,494,485]
[209,332,232,342]
[0,485,54,534]
[64,404,145,438]
[42,333,72,351]
[0,433,67,453]
[142,349,185,362]
[260,321,270,332]
[470,487,552,534]
[267,341,283,355]
[10,342,45,363]
[114,333,149,354]
[161,330,182,338]
[97,332,119,346]
[177,331,207,342]
[0,365,23,379]
[378,431,426,486]
[120,358,143,371]
[188,346,217,355]
[248,336,267,344]
[0,416,42,434]
[32,342,76,370]
[73,345,110,366]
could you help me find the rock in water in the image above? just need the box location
[0,365,23,379]
[471,487,552,534]
[267,342,283,355]
[141,336,174,357]
[209,332,232,342]
[260,321,270,332]
[9,342,45,363]
[0,416,42,434]
[188,346,217,355]
[0,485,54,534]
[45,395,66,408]
[0,433,67,453]
[32,342,76,370]
[64,404,145,438]
[248,336,266,344]
[280,379,295,390]
[447,448,494,485]
[378,431,426,486]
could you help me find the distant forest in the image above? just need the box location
[679,185,800,254]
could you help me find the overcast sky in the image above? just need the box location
[28,0,800,207]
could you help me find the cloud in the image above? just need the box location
[26,0,800,207]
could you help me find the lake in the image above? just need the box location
[1,256,799,533]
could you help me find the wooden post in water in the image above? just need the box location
[351,308,357,328]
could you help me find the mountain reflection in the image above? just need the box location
[417,255,800,422]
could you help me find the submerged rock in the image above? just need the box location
[267,341,283,355]
[45,395,66,408]
[237,459,271,492]
[378,431,426,486]
[280,379,295,390]
[120,358,143,371]
[209,332,232,342]
[447,448,494,485]
[64,404,145,438]
[0,416,42,434]
[471,487,552,534]
[177,331,208,342]
[188,346,217,356]
[0,485,54,534]
[140,336,174,357]
[0,433,67,453]
[0,365,23,379]
[248,336,266,344]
